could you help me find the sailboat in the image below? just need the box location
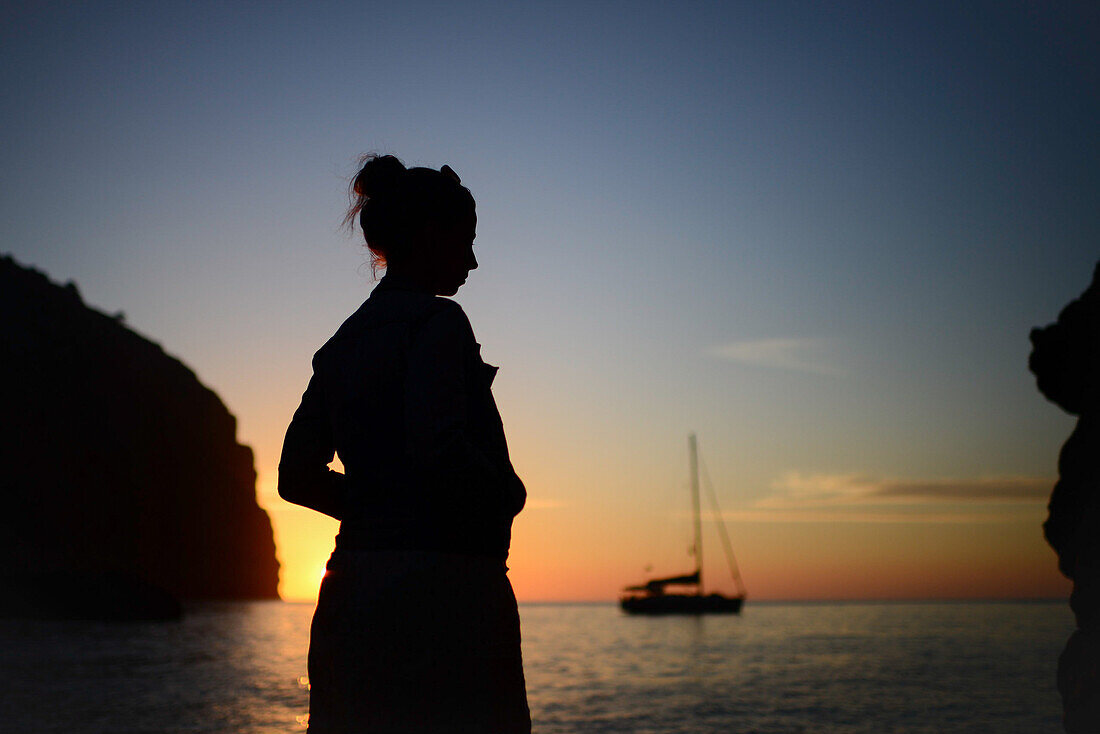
[620,434,747,615]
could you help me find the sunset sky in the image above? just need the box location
[3,2,1096,601]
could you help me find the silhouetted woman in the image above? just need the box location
[279,154,529,733]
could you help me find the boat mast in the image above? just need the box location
[689,433,703,595]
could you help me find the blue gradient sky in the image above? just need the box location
[3,1,1096,600]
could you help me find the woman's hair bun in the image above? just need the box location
[344,151,476,274]
[352,154,407,199]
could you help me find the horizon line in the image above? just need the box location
[275,595,1067,605]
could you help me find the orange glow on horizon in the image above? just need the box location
[263,492,1069,604]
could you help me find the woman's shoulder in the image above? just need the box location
[314,294,472,361]
[412,297,476,345]
[420,296,471,325]
[365,289,472,334]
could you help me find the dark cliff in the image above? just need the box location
[0,255,279,618]
[1030,262,1100,733]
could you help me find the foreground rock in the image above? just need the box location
[1030,262,1100,733]
[0,255,279,620]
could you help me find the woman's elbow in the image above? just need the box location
[277,464,345,521]
[277,464,309,506]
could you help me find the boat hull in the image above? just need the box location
[620,593,743,615]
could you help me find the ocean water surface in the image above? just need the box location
[0,600,1071,733]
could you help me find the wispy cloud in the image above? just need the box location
[764,472,1052,507]
[717,509,1036,524]
[709,338,844,376]
[709,472,1054,524]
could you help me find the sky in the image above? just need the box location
[2,1,1097,602]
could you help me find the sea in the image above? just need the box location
[0,600,1073,733]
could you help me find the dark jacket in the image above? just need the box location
[278,275,526,560]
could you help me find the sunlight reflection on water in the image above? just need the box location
[521,602,1071,734]
[0,601,314,732]
[0,600,1073,733]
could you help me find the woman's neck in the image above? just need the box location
[380,266,437,295]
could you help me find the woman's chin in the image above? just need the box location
[442,278,467,296]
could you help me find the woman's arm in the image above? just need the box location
[278,356,346,520]
[404,302,513,512]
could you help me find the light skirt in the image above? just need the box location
[306,549,530,734]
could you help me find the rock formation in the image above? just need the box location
[0,255,279,619]
[1030,261,1100,733]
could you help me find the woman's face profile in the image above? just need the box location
[429,213,478,297]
